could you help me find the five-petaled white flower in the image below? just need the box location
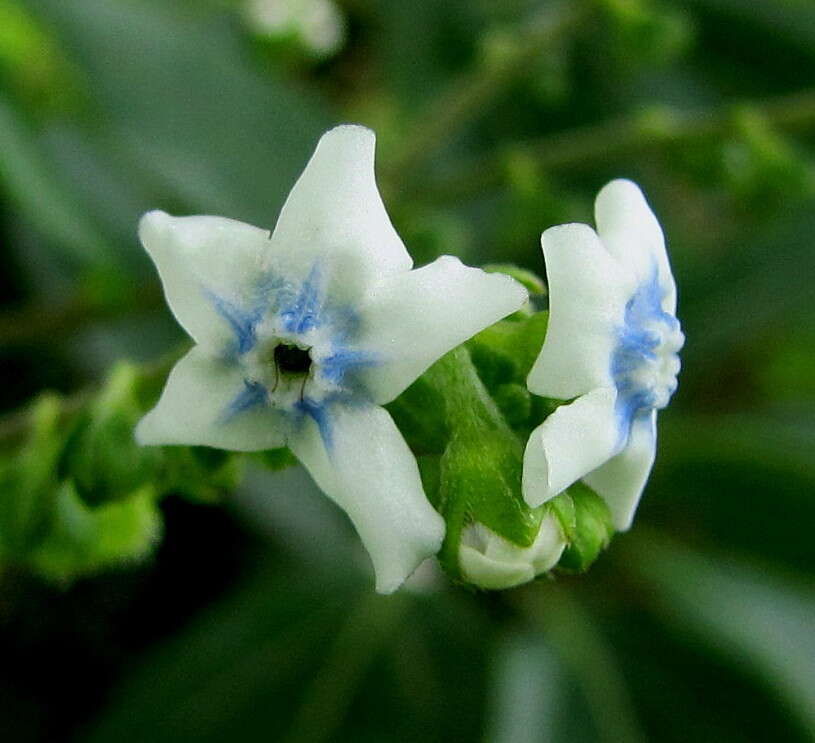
[136,125,527,593]
[523,180,684,530]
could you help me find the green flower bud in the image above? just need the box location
[551,483,615,573]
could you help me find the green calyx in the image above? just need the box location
[388,285,615,587]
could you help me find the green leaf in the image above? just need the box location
[631,537,815,738]
[484,634,566,743]
[61,362,160,506]
[25,0,332,226]
[0,94,114,267]
[0,393,64,556]
[28,481,162,582]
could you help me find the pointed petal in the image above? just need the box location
[528,224,630,400]
[594,179,677,314]
[136,347,286,451]
[139,211,270,352]
[288,404,445,593]
[356,256,528,404]
[523,387,622,508]
[584,410,657,530]
[266,125,412,294]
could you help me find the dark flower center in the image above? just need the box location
[274,343,312,375]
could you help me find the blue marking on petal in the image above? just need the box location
[611,267,678,431]
[204,289,264,355]
[319,349,379,384]
[324,306,362,344]
[255,272,288,313]
[220,379,268,422]
[281,263,324,335]
[297,397,333,449]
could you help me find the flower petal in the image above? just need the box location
[523,387,622,508]
[266,125,412,294]
[139,211,270,352]
[136,347,286,450]
[527,224,631,400]
[356,256,528,404]
[288,404,445,593]
[594,179,677,314]
[459,513,566,590]
[584,410,657,530]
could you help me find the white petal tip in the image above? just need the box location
[540,222,598,251]
[596,178,644,206]
[373,521,445,595]
[323,122,374,139]
[133,415,158,446]
[138,210,171,249]
[317,123,375,156]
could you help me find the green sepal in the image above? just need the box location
[386,372,448,456]
[155,446,242,504]
[467,310,548,390]
[27,481,162,582]
[415,347,543,583]
[416,455,442,510]
[254,447,298,472]
[551,482,615,573]
[60,362,161,506]
[481,264,546,296]
[466,310,559,440]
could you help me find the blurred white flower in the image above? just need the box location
[459,514,566,590]
[245,0,345,59]
[523,180,683,530]
[136,125,527,593]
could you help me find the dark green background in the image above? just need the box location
[1,0,814,741]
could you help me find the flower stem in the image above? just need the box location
[418,87,815,203]
[381,1,586,196]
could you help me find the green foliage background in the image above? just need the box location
[1,0,814,741]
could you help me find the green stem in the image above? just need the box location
[420,87,815,202]
[381,1,586,196]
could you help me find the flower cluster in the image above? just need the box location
[137,125,681,592]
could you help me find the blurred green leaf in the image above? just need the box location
[631,537,815,738]
[688,0,815,54]
[28,481,161,582]
[484,634,565,743]
[61,362,160,506]
[0,94,114,267]
[0,394,64,557]
[25,0,333,226]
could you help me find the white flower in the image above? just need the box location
[523,180,684,530]
[136,125,528,593]
[458,514,566,590]
[245,0,345,58]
